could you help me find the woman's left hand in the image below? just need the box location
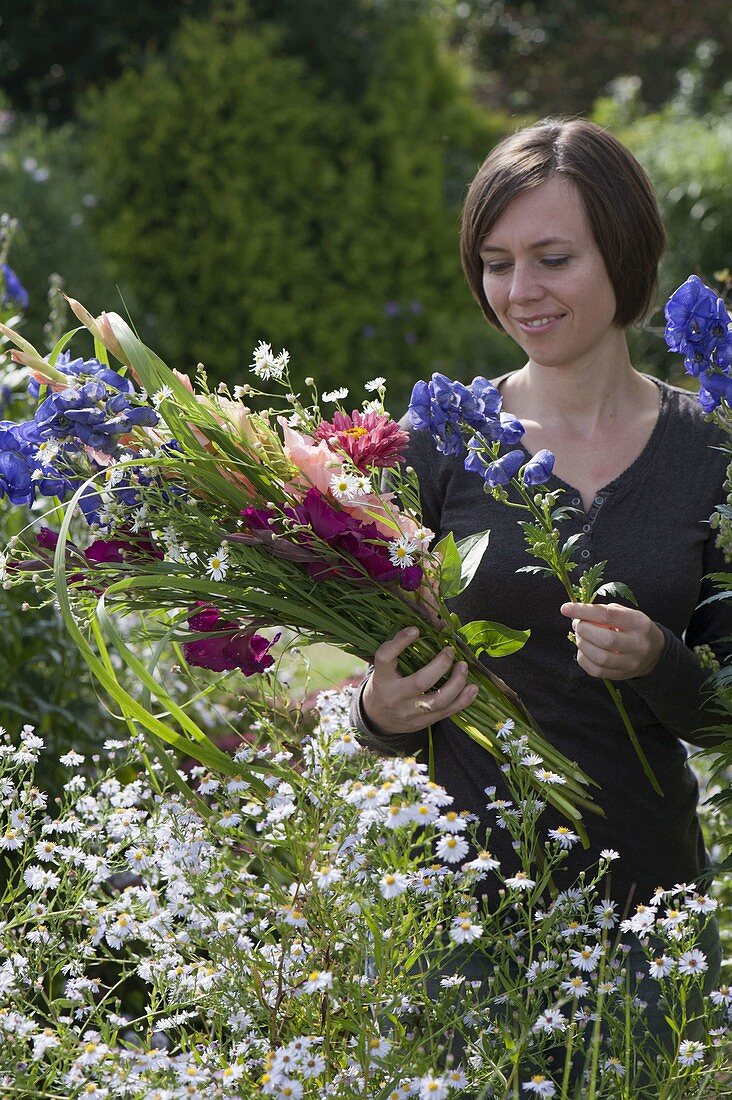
[560,602,665,680]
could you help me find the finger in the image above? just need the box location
[575,637,628,671]
[422,660,470,712]
[373,626,420,671]
[561,601,639,630]
[573,619,631,652]
[575,648,625,680]
[414,672,479,722]
[402,646,457,695]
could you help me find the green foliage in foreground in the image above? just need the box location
[0,688,729,1098]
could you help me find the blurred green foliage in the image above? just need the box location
[79,6,522,409]
[0,110,121,349]
[449,0,732,116]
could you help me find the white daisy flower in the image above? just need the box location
[250,341,288,380]
[709,984,732,1006]
[648,955,675,979]
[463,850,500,873]
[206,546,229,582]
[449,913,483,945]
[379,872,409,899]
[322,387,349,403]
[435,811,468,833]
[533,767,566,785]
[521,1074,557,1096]
[603,1057,626,1077]
[152,384,173,408]
[418,1074,449,1099]
[302,969,333,994]
[330,471,363,501]
[533,1008,567,1034]
[504,871,536,891]
[435,834,469,864]
[569,944,602,973]
[678,948,708,977]
[677,1039,705,1067]
[600,848,620,861]
[548,826,579,849]
[560,975,590,999]
[364,377,386,392]
[661,907,687,931]
[312,864,342,889]
[686,893,717,915]
[388,536,420,569]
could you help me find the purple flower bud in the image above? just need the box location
[484,449,525,487]
[522,449,555,487]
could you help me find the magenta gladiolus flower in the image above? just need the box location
[313,409,409,471]
[183,604,279,675]
[84,534,163,564]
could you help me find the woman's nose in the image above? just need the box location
[508,263,543,304]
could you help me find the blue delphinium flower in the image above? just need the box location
[27,350,134,399]
[522,448,555,487]
[665,276,732,411]
[0,263,29,310]
[408,373,506,457]
[483,449,525,487]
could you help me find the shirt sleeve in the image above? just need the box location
[626,525,732,746]
[348,671,430,757]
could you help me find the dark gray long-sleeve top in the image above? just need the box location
[352,377,732,910]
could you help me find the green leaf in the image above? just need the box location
[594,581,638,607]
[458,619,530,658]
[454,529,491,594]
[434,531,462,599]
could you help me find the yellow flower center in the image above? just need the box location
[343,426,368,439]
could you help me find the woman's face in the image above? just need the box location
[480,175,619,370]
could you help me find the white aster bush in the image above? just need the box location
[0,691,730,1098]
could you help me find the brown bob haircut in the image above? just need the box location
[460,117,667,331]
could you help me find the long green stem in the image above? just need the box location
[511,478,663,796]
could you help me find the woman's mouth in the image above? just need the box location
[514,313,566,333]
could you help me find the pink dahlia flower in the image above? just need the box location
[314,410,409,471]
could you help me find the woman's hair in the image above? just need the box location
[460,117,667,330]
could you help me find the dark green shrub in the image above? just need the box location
[80,9,521,411]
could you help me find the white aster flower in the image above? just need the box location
[504,871,536,891]
[647,955,675,979]
[603,1056,625,1077]
[435,833,469,864]
[302,969,333,994]
[329,471,363,501]
[388,536,420,569]
[710,984,732,1006]
[364,377,386,392]
[661,907,687,931]
[322,387,349,403]
[250,341,288,380]
[569,944,602,973]
[312,864,342,889]
[560,975,590,998]
[59,750,85,766]
[686,893,717,915]
[152,384,174,408]
[678,948,708,977]
[418,1074,449,1099]
[593,902,618,929]
[449,913,483,945]
[380,872,409,898]
[600,848,620,861]
[205,545,229,582]
[677,1039,705,1066]
[533,1008,566,1034]
[548,826,579,849]
[435,811,468,833]
[522,1074,557,1096]
[533,768,566,785]
[463,850,500,873]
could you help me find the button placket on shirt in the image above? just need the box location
[572,493,607,561]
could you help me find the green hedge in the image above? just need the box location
[80,10,522,409]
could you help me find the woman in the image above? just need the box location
[351,118,726,1021]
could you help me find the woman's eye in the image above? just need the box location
[541,256,570,267]
[484,262,511,275]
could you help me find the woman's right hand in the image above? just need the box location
[361,626,479,735]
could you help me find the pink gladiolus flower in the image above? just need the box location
[84,534,163,564]
[314,410,409,471]
[183,604,279,675]
[280,420,336,496]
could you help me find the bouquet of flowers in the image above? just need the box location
[0,302,598,828]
